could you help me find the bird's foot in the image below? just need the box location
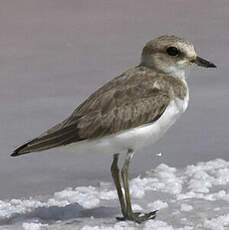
[116,210,158,223]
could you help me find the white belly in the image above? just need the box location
[65,94,189,155]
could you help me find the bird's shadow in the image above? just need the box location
[0,203,118,225]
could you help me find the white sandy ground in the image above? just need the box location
[1,158,229,230]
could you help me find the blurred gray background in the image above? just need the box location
[0,0,228,200]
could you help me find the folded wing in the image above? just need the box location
[12,70,170,156]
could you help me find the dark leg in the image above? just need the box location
[119,149,158,223]
[121,149,134,216]
[111,153,127,217]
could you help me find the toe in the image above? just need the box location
[116,210,158,223]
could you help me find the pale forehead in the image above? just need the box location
[176,41,196,58]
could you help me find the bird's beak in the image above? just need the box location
[193,56,216,68]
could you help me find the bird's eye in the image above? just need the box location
[166,46,179,56]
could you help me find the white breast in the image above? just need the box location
[65,86,189,155]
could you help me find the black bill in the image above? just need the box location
[194,56,216,68]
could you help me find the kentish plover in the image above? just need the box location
[12,35,216,223]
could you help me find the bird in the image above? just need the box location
[11,35,216,223]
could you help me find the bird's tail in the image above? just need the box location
[11,139,40,157]
[11,124,82,157]
[11,137,55,157]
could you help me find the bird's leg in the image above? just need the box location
[119,149,157,223]
[111,153,127,217]
[121,149,134,216]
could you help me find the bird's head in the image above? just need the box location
[141,35,216,77]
